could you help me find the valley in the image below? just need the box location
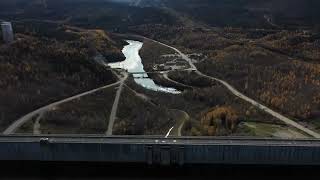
[0,0,319,138]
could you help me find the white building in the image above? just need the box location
[1,22,14,43]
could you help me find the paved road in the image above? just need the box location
[163,73,193,89]
[125,84,155,105]
[176,110,189,136]
[169,109,190,137]
[3,81,122,135]
[146,38,197,70]
[106,72,128,136]
[150,38,320,138]
[33,113,44,135]
[165,109,189,137]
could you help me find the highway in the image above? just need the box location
[149,38,320,139]
[3,80,123,135]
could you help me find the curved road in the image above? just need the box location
[5,35,320,138]
[165,109,190,137]
[163,73,193,89]
[33,112,44,135]
[147,38,197,70]
[149,38,320,138]
[3,79,124,135]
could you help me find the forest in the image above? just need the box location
[137,40,284,137]
[1,0,320,136]
[0,21,124,132]
[133,21,320,135]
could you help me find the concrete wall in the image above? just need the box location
[0,137,320,166]
[1,22,14,43]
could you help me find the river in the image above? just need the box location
[108,40,181,94]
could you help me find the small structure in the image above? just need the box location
[315,39,320,48]
[1,22,14,44]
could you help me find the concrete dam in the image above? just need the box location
[0,136,320,166]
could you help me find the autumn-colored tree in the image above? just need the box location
[200,106,239,136]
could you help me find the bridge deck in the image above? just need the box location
[130,71,165,74]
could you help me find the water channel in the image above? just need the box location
[108,40,181,94]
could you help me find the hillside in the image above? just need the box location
[0,0,180,32]
[1,0,320,136]
[2,0,319,30]
[162,0,320,28]
[0,22,123,132]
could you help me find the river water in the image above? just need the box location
[108,40,181,94]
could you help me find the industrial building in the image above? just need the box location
[1,22,14,43]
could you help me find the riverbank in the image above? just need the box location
[108,40,180,94]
